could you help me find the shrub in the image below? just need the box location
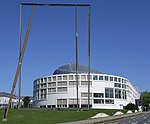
[125,103,138,111]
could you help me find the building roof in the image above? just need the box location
[53,64,101,75]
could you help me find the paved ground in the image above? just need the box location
[61,112,144,124]
[107,111,150,124]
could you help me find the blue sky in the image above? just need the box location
[0,0,150,96]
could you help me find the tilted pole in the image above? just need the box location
[3,6,34,121]
[75,6,79,110]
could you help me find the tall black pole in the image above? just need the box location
[75,6,79,110]
[88,6,91,110]
[18,4,22,109]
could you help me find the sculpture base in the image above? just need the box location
[2,118,7,122]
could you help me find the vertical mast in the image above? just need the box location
[75,6,79,110]
[88,6,91,109]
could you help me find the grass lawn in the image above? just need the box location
[0,108,127,124]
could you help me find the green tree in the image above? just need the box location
[141,91,150,111]
[22,96,30,108]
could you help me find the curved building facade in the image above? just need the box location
[33,64,140,109]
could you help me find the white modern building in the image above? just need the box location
[0,92,19,108]
[0,92,33,108]
[33,64,140,109]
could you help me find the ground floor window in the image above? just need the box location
[105,99,114,104]
[57,99,67,108]
[94,99,104,104]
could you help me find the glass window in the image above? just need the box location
[114,83,121,88]
[57,87,67,92]
[99,76,103,80]
[87,75,92,80]
[110,77,113,81]
[69,81,76,85]
[118,78,121,82]
[115,89,121,99]
[93,75,98,80]
[94,93,104,98]
[48,82,56,87]
[122,90,127,99]
[105,76,109,81]
[105,99,114,104]
[69,75,73,80]
[48,88,56,93]
[53,77,56,81]
[122,84,126,89]
[41,78,43,83]
[94,99,104,104]
[57,99,67,106]
[57,76,62,80]
[75,75,80,80]
[81,92,92,97]
[57,81,67,86]
[114,77,117,82]
[48,77,51,81]
[124,79,127,83]
[63,76,67,80]
[81,81,91,85]
[81,75,86,80]
[105,88,114,98]
[44,78,47,82]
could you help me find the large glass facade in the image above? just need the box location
[105,88,114,98]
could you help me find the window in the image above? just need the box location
[114,83,121,88]
[105,99,114,104]
[122,90,127,99]
[105,76,109,81]
[115,89,121,99]
[57,99,67,106]
[94,99,104,104]
[105,88,114,98]
[63,76,67,80]
[93,75,98,80]
[122,79,124,83]
[57,87,67,92]
[75,75,80,80]
[114,77,117,82]
[48,88,56,93]
[81,75,86,80]
[69,75,73,80]
[53,77,56,81]
[48,82,56,87]
[41,78,43,83]
[57,76,62,80]
[44,78,47,82]
[118,78,121,82]
[122,84,126,89]
[99,76,103,80]
[124,79,127,83]
[87,75,92,80]
[57,81,67,86]
[110,77,113,81]
[81,92,92,97]
[48,77,51,81]
[69,81,77,85]
[94,93,104,98]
